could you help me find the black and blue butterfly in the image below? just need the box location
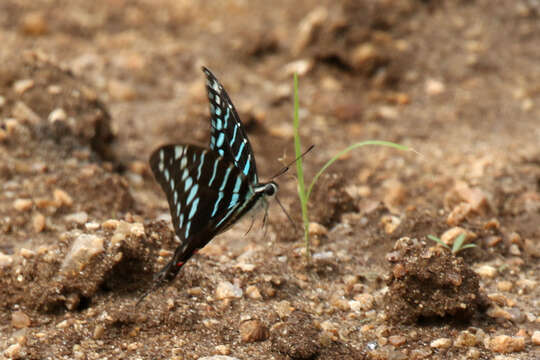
[146,67,279,289]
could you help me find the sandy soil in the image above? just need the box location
[1,1,539,359]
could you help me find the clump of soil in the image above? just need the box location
[384,237,489,324]
[309,173,358,227]
[0,52,115,160]
[271,311,321,359]
[0,218,161,312]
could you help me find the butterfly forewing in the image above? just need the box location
[149,144,253,246]
[203,67,259,185]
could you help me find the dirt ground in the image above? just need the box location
[1,1,539,359]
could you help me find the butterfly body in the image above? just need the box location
[147,68,277,285]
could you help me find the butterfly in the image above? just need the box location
[145,67,278,291]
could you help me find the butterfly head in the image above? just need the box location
[256,181,278,198]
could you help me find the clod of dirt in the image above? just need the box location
[0,52,115,160]
[271,311,321,359]
[0,220,155,312]
[239,319,269,343]
[384,237,489,324]
[309,173,358,227]
[294,1,418,83]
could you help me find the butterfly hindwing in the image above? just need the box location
[149,144,253,247]
[202,67,259,185]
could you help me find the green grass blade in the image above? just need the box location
[293,73,311,261]
[455,243,477,253]
[427,234,451,250]
[306,141,410,200]
[451,233,467,254]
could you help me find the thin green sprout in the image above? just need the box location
[292,73,411,261]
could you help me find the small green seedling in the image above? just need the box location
[292,73,410,261]
[427,233,477,255]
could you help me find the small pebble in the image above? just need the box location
[497,280,513,292]
[524,238,540,257]
[0,252,13,268]
[102,219,120,230]
[11,310,31,328]
[487,306,513,321]
[20,12,48,35]
[507,308,526,323]
[475,264,497,279]
[466,348,481,359]
[214,344,231,355]
[13,79,35,95]
[283,59,314,77]
[56,319,70,329]
[13,198,33,212]
[4,343,23,359]
[65,212,88,225]
[454,330,477,347]
[234,263,255,272]
[85,222,100,231]
[350,43,378,72]
[312,251,334,260]
[48,85,62,94]
[239,319,268,343]
[245,285,262,300]
[425,78,446,95]
[509,244,521,256]
[54,189,73,207]
[199,356,240,360]
[380,215,401,234]
[93,324,105,339]
[352,293,374,311]
[430,337,452,349]
[440,227,475,246]
[532,330,540,345]
[19,248,35,259]
[32,213,46,233]
[186,287,202,296]
[410,347,432,359]
[383,179,406,207]
[12,101,41,124]
[107,80,136,101]
[292,6,328,55]
[454,181,490,213]
[447,203,472,226]
[388,335,407,346]
[308,222,328,236]
[129,222,145,237]
[48,108,67,123]
[489,335,525,353]
[215,281,243,300]
[61,234,104,272]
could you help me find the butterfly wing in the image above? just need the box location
[149,144,254,252]
[202,67,259,185]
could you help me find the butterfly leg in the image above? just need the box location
[136,243,190,305]
[155,244,190,283]
[244,215,256,236]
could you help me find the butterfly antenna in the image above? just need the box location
[275,195,297,230]
[271,144,315,180]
